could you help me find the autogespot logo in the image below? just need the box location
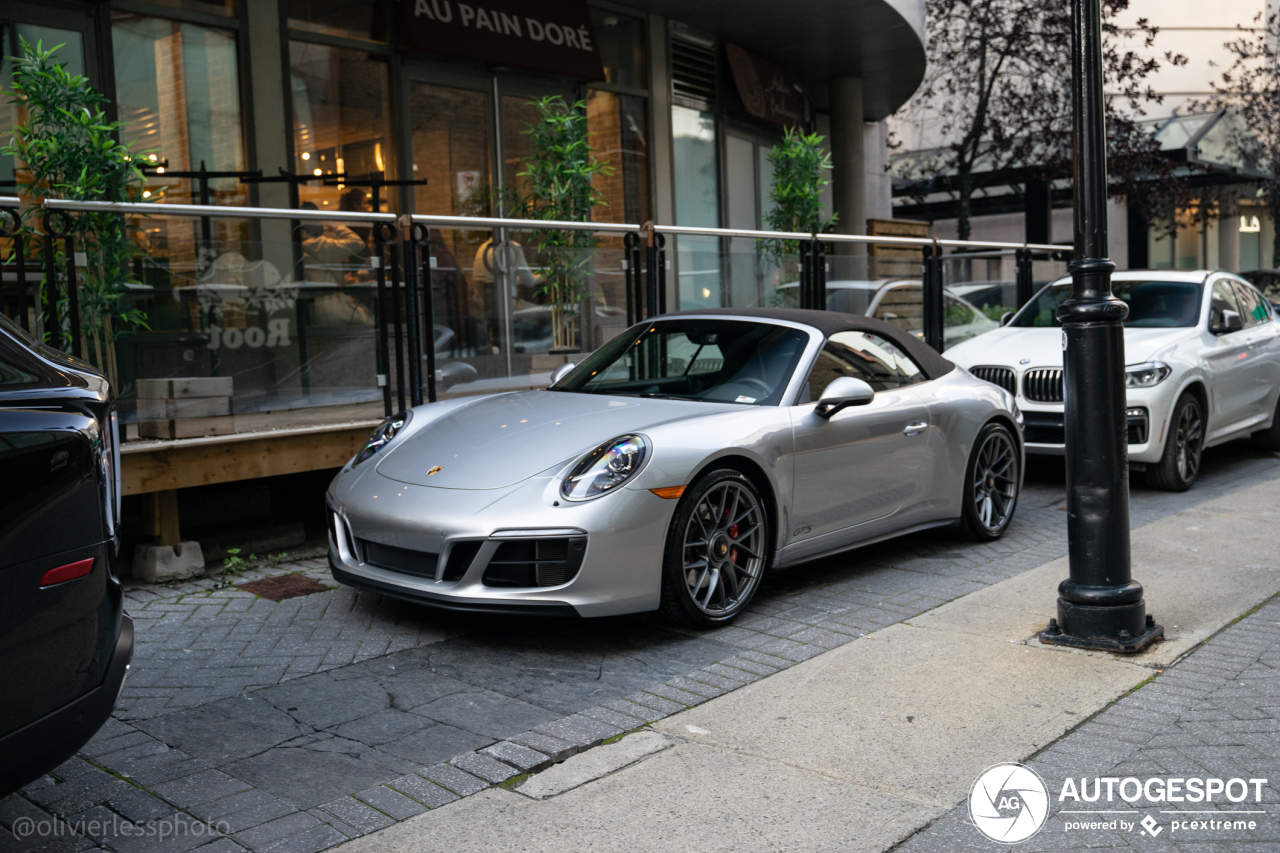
[969,763,1050,843]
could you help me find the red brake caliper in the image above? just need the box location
[727,516,739,564]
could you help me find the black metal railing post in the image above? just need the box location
[813,239,827,310]
[1016,247,1035,308]
[624,231,643,326]
[373,222,394,417]
[1039,0,1160,654]
[41,211,81,357]
[420,226,437,404]
[0,204,29,331]
[921,242,944,352]
[388,239,407,413]
[645,231,666,319]
[798,240,813,309]
[400,216,425,407]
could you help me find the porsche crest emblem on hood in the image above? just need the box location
[427,466,443,476]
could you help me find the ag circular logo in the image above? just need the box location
[968,763,1049,843]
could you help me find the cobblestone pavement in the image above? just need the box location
[894,595,1280,852]
[3,442,1278,853]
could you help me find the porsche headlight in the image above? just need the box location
[561,434,649,501]
[1124,361,1171,388]
[353,411,410,466]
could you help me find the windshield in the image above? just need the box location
[1012,280,1204,328]
[553,319,810,405]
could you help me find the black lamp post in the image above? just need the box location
[1038,0,1162,653]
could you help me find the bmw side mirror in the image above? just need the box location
[549,362,576,386]
[1000,311,1014,327]
[815,377,875,419]
[1213,310,1243,335]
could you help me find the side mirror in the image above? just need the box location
[815,377,875,418]
[1214,310,1244,335]
[999,311,1014,327]
[548,362,576,386]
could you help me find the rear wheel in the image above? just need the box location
[1146,393,1203,492]
[659,469,770,628]
[957,422,1020,541]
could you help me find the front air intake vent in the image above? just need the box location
[360,540,438,579]
[971,366,1016,396]
[1023,368,1064,403]
[671,36,717,109]
[483,537,587,588]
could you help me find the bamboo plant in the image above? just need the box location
[510,96,611,352]
[762,127,837,282]
[2,38,149,388]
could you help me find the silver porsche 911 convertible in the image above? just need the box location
[327,308,1023,627]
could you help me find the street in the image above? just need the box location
[5,440,1278,853]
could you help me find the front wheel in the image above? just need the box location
[957,422,1021,541]
[1146,392,1203,492]
[659,469,771,628]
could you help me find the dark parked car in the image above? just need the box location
[0,313,132,796]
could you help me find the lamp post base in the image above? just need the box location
[1039,605,1164,654]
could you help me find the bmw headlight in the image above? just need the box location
[353,411,410,466]
[1124,361,1172,388]
[561,434,649,501]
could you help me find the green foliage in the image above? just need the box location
[761,128,837,263]
[222,548,254,574]
[509,96,611,351]
[1,38,149,383]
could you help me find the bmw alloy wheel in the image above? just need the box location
[1174,397,1203,483]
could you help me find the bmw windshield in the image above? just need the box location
[552,319,810,405]
[1013,280,1204,328]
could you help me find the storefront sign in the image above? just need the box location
[725,42,805,128]
[401,0,604,81]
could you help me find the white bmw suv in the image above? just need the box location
[946,270,1280,491]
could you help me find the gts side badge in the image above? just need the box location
[793,524,812,536]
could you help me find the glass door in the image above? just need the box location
[724,124,781,307]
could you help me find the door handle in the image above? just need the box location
[903,421,928,436]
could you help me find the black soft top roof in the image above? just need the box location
[665,307,956,380]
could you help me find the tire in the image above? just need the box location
[659,469,771,628]
[1250,393,1280,451]
[1146,392,1204,492]
[957,422,1021,541]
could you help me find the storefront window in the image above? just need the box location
[672,104,721,309]
[112,13,248,280]
[1,23,86,187]
[290,41,393,212]
[586,90,650,225]
[590,9,646,88]
[288,0,384,42]
[141,0,237,16]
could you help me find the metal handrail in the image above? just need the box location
[42,198,397,224]
[408,213,637,234]
[34,197,1066,253]
[0,196,20,207]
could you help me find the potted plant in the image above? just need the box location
[510,96,611,353]
[761,127,837,307]
[2,38,149,388]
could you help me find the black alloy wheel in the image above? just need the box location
[660,469,770,628]
[958,422,1020,541]
[1147,393,1203,492]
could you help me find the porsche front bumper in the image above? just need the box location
[325,464,676,618]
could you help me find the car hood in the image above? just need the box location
[946,326,1196,369]
[375,390,730,489]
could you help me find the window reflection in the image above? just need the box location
[0,23,86,186]
[288,0,384,42]
[290,41,393,212]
